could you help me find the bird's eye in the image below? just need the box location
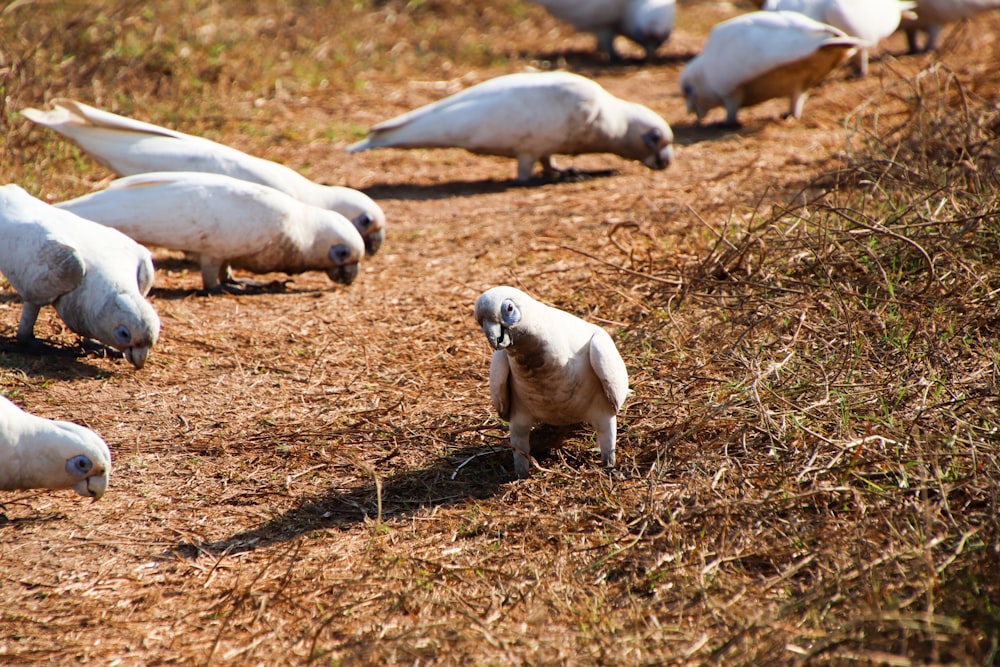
[65,455,94,478]
[329,244,351,264]
[500,299,521,326]
[113,325,132,345]
[353,213,373,232]
[643,129,662,150]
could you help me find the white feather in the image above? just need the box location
[759,0,914,75]
[21,99,386,255]
[528,0,676,58]
[347,71,673,182]
[901,0,1000,51]
[56,172,365,292]
[0,395,110,500]
[680,11,862,125]
[474,286,630,478]
[0,185,160,369]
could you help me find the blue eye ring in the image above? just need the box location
[66,455,94,478]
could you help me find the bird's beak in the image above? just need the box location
[327,263,359,285]
[644,145,673,170]
[482,321,511,350]
[124,346,150,370]
[364,229,385,256]
[73,472,108,502]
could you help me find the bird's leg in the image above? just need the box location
[717,94,743,129]
[516,155,538,182]
[784,90,808,120]
[16,303,41,343]
[905,28,922,54]
[852,49,869,78]
[595,414,617,471]
[509,422,532,479]
[595,27,619,61]
[924,24,943,52]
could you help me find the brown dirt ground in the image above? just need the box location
[1,1,998,665]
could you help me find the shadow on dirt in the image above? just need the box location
[168,445,514,558]
[0,338,130,378]
[362,168,619,201]
[519,47,696,72]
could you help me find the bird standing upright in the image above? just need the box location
[474,286,630,479]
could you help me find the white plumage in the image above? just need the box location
[474,286,630,479]
[680,11,862,126]
[347,71,674,182]
[900,0,1000,51]
[56,172,366,292]
[0,396,110,500]
[756,0,916,76]
[528,0,676,59]
[21,98,386,255]
[0,185,160,369]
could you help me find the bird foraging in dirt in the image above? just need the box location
[346,71,673,183]
[753,0,916,76]
[56,172,365,293]
[0,395,110,500]
[0,184,160,370]
[526,0,676,60]
[474,286,630,479]
[680,11,862,127]
[21,98,386,255]
[900,0,1000,52]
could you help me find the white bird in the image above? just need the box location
[680,11,862,127]
[474,286,630,479]
[56,172,366,293]
[527,0,676,60]
[900,0,1000,52]
[21,98,386,255]
[0,185,160,370]
[347,71,674,183]
[754,0,916,76]
[0,396,110,500]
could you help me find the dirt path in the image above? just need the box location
[2,3,998,663]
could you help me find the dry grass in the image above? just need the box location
[1,1,998,665]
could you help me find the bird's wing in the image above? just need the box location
[529,0,626,29]
[350,74,593,154]
[489,350,513,421]
[56,172,284,258]
[0,187,86,305]
[22,100,303,195]
[22,98,189,140]
[702,11,852,95]
[589,329,630,413]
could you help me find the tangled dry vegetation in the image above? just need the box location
[1,1,998,665]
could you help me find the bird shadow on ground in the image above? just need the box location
[518,48,695,73]
[362,169,618,201]
[166,445,513,559]
[671,120,769,147]
[0,338,127,378]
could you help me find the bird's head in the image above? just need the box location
[679,63,711,121]
[51,420,112,501]
[624,104,674,170]
[317,214,365,286]
[474,286,529,350]
[352,211,386,256]
[89,290,160,370]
